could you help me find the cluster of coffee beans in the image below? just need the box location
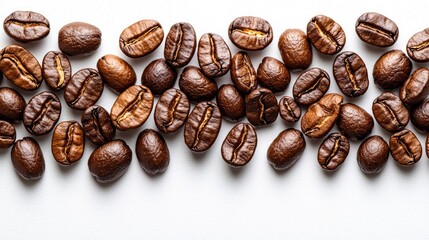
[1,11,428,183]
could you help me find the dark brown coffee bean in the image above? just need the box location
[58,22,101,56]
[42,51,72,91]
[141,58,177,95]
[333,51,369,97]
[51,121,84,166]
[81,105,116,145]
[267,128,306,170]
[64,68,103,110]
[301,93,343,138]
[110,85,154,131]
[318,132,349,171]
[406,28,429,62]
[228,16,273,51]
[355,12,398,47]
[337,103,374,140]
[164,22,197,68]
[246,88,279,126]
[179,66,217,102]
[3,11,50,43]
[389,129,422,166]
[136,129,170,175]
[0,45,42,91]
[154,88,190,134]
[372,92,409,132]
[357,135,389,174]
[97,54,136,94]
[293,67,330,106]
[307,15,346,55]
[411,99,429,132]
[257,57,290,93]
[279,96,301,123]
[184,101,222,152]
[0,87,26,122]
[11,137,45,181]
[88,139,132,183]
[230,51,257,94]
[23,91,61,136]
[278,29,312,70]
[216,84,245,122]
[373,50,412,89]
[197,33,231,78]
[221,123,257,167]
[0,120,15,149]
[120,20,163,58]
[400,68,429,106]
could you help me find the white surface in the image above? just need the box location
[1,0,429,239]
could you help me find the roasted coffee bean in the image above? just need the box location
[337,103,374,140]
[179,66,217,102]
[110,85,154,130]
[64,68,103,110]
[267,128,306,170]
[411,99,429,132]
[307,15,346,55]
[279,96,301,123]
[228,16,273,51]
[389,129,422,166]
[355,12,398,47]
[373,50,412,89]
[42,51,72,91]
[257,57,290,93]
[11,137,45,181]
[197,33,231,78]
[318,132,349,171]
[357,135,389,174]
[184,101,222,152]
[154,88,190,134]
[221,123,257,167]
[0,87,26,122]
[246,88,279,126]
[23,91,61,136]
[0,45,42,91]
[333,51,369,97]
[88,139,132,183]
[406,28,429,62]
[293,67,330,106]
[141,58,177,95]
[400,68,429,106]
[0,120,15,149]
[164,22,196,68]
[120,19,163,58]
[230,51,257,94]
[97,54,136,94]
[216,84,245,122]
[58,22,101,56]
[3,11,50,43]
[136,129,170,174]
[278,29,312,70]
[372,92,409,132]
[81,105,116,145]
[51,121,84,166]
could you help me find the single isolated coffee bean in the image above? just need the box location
[333,51,369,98]
[179,66,217,102]
[372,92,409,132]
[141,58,177,95]
[406,28,429,62]
[0,120,16,149]
[58,22,101,56]
[221,123,257,167]
[279,96,301,123]
[267,128,306,170]
[411,99,429,132]
[246,88,279,126]
[42,51,72,91]
[318,132,349,171]
[355,12,399,47]
[97,54,136,94]
[278,29,312,70]
[197,33,231,78]
[51,121,84,166]
[0,87,26,122]
[389,129,422,166]
[216,84,245,122]
[357,135,389,174]
[337,103,374,140]
[293,67,330,106]
[154,88,190,134]
[164,22,196,68]
[373,50,412,89]
[230,51,257,94]
[228,16,273,51]
[400,68,429,106]
[136,129,170,175]
[81,105,116,145]
[64,68,103,110]
[307,15,346,55]
[3,11,50,43]
[257,57,290,93]
[11,137,45,181]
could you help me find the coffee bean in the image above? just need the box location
[11,137,45,181]
[373,50,412,89]
[355,12,398,47]
[301,93,343,138]
[372,92,409,132]
[136,129,170,175]
[58,22,101,56]
[3,11,50,43]
[411,99,429,132]
[216,84,245,122]
[337,103,374,140]
[406,28,429,62]
[42,51,72,91]
[154,88,190,134]
[51,121,84,166]
[64,68,103,110]
[357,135,389,174]
[230,51,257,94]
[197,33,231,78]
[0,120,15,149]
[400,67,429,106]
[164,22,197,68]
[307,15,346,55]
[246,88,279,126]
[0,87,26,122]
[179,66,217,102]
[221,123,257,167]
[0,45,42,91]
[257,57,290,93]
[228,16,273,51]
[97,54,136,94]
[81,105,116,145]
[318,132,349,171]
[88,139,132,183]
[120,20,163,58]
[184,101,222,152]
[389,129,422,166]
[279,96,301,123]
[141,58,177,95]
[267,128,306,170]
[278,29,312,70]
[333,51,369,97]
[23,91,61,136]
[293,67,330,106]
[110,85,154,131]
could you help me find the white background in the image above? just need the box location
[0,0,429,239]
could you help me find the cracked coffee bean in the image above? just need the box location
[119,20,163,58]
[406,28,429,62]
[246,88,279,127]
[228,16,273,51]
[164,22,196,68]
[51,121,84,166]
[221,123,257,167]
[355,12,398,47]
[64,68,103,110]
[81,105,116,145]
[318,132,349,171]
[267,128,306,170]
[3,10,50,43]
[293,67,330,106]
[197,33,231,78]
[307,15,346,55]
[357,135,389,174]
[42,51,72,91]
[389,129,422,166]
[333,51,369,98]
[0,120,16,149]
[230,51,257,94]
[372,92,409,132]
[154,88,190,134]
[279,96,301,124]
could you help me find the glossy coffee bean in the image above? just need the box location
[389,129,422,166]
[136,129,170,175]
[3,11,50,43]
[373,50,412,89]
[318,132,349,171]
[64,68,103,110]
[216,84,245,122]
[141,58,177,95]
[51,121,84,166]
[230,51,257,94]
[357,136,389,174]
[164,22,196,68]
[400,68,429,106]
[293,67,330,106]
[267,128,306,170]
[0,87,26,122]
[81,105,116,145]
[179,66,217,102]
[120,20,164,58]
[372,92,409,132]
[307,15,346,55]
[333,51,369,97]
[0,120,16,149]
[246,88,279,126]
[406,28,429,62]
[11,137,45,181]
[221,123,257,167]
[197,33,231,78]
[411,99,429,132]
[228,16,273,51]
[58,22,101,56]
[42,51,72,91]
[278,29,312,70]
[279,96,301,123]
[257,57,290,93]
[337,103,374,140]
[355,12,398,47]
[154,88,190,134]
[97,54,136,94]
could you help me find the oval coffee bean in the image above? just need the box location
[389,129,422,166]
[307,15,346,55]
[64,68,103,110]
[257,57,290,93]
[400,67,429,106]
[11,137,45,181]
[97,54,136,94]
[154,88,190,134]
[230,51,257,94]
[0,87,26,122]
[141,58,177,95]
[279,96,301,123]
[333,51,369,98]
[318,132,349,171]
[293,67,330,106]
[278,29,312,70]
[3,11,50,43]
[0,120,16,149]
[267,128,306,170]
[246,88,279,126]
[179,66,217,102]
[228,16,273,51]
[221,123,257,167]
[337,103,374,140]
[81,105,116,145]
[373,50,412,89]
[355,12,398,47]
[51,121,84,166]
[406,28,429,62]
[42,51,72,91]
[217,84,245,122]
[411,99,429,132]
[164,22,197,68]
[58,22,101,56]
[136,129,170,175]
[184,101,222,152]
[357,135,389,174]
[372,92,409,132]
[197,33,231,78]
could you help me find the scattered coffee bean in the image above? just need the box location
[0,87,26,122]
[179,66,217,102]
[279,96,301,123]
[400,67,429,106]
[97,54,136,94]
[411,99,429,132]
[197,33,231,78]
[51,121,84,166]
[278,29,312,70]
[357,135,389,174]
[0,120,16,149]
[389,129,422,166]
[230,51,257,94]
[136,129,170,175]
[355,12,398,47]
[333,51,369,97]
[372,92,409,132]
[257,56,290,93]
[164,22,196,68]
[58,22,101,56]
[307,15,346,55]
[3,10,50,43]
[154,88,190,134]
[221,123,257,167]
[11,137,45,181]
[406,28,429,62]
[373,49,412,89]
[81,105,116,145]
[267,128,306,170]
[42,51,72,91]
[120,20,164,58]
[228,16,273,51]
[293,67,330,106]
[318,132,349,171]
[337,103,374,140]
[141,58,177,95]
[216,84,245,122]
[64,68,103,110]
[246,88,279,126]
